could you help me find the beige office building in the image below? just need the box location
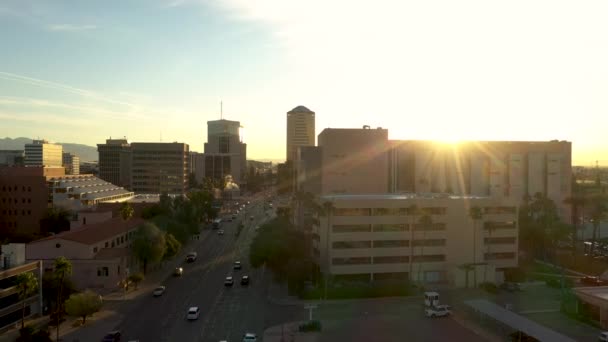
[97,138,132,189]
[314,194,518,287]
[24,140,62,167]
[62,152,80,175]
[286,106,315,162]
[130,142,189,194]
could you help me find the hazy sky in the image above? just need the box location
[1,0,607,165]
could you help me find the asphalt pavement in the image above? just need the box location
[116,198,302,342]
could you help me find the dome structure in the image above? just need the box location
[289,105,313,113]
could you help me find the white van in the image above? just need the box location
[424,292,440,307]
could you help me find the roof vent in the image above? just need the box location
[363,125,370,129]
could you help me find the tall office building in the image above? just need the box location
[0,150,24,166]
[201,119,247,184]
[286,106,315,162]
[97,138,132,189]
[62,152,80,175]
[130,142,189,194]
[24,140,62,167]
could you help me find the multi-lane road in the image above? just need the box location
[117,197,301,342]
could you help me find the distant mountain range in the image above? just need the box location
[0,137,98,162]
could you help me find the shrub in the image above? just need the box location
[298,320,322,332]
[479,282,498,294]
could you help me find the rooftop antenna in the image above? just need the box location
[220,101,223,120]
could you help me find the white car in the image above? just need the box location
[233,261,242,270]
[218,229,225,235]
[600,331,608,342]
[242,333,257,342]
[186,252,197,263]
[224,276,234,286]
[152,286,166,297]
[425,305,451,318]
[187,307,200,320]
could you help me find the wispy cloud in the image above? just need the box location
[48,24,97,32]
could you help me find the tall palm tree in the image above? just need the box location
[407,204,421,283]
[53,256,72,341]
[15,272,38,329]
[321,201,335,300]
[417,212,433,284]
[469,206,483,287]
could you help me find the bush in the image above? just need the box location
[479,282,498,294]
[298,320,322,332]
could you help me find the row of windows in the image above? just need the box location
[332,223,446,233]
[0,221,18,228]
[332,239,447,249]
[484,252,516,260]
[1,209,32,216]
[100,230,136,249]
[1,198,33,204]
[331,206,517,217]
[484,221,517,230]
[484,237,517,244]
[332,254,446,265]
[1,186,33,192]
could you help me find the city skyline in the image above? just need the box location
[1,1,608,165]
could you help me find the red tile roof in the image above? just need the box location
[31,217,145,245]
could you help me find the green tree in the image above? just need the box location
[132,223,166,274]
[64,290,103,324]
[15,272,38,328]
[119,202,134,221]
[163,233,182,259]
[127,272,144,290]
[469,206,483,286]
[53,256,72,341]
[40,207,71,235]
[188,172,199,189]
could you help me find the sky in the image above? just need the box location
[1,0,607,165]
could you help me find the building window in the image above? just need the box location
[484,221,516,230]
[372,208,400,216]
[373,256,409,264]
[111,241,115,248]
[484,237,516,245]
[97,267,109,277]
[412,255,445,262]
[55,243,61,248]
[332,241,371,249]
[105,242,109,248]
[374,240,409,248]
[332,257,371,265]
[484,207,516,214]
[373,224,407,232]
[28,186,31,192]
[333,208,371,216]
[332,225,371,233]
[421,207,447,215]
[412,239,446,247]
[412,223,446,231]
[93,247,98,253]
[484,252,516,260]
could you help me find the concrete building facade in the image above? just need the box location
[286,106,315,162]
[201,119,247,185]
[0,150,24,167]
[97,138,132,189]
[24,140,62,167]
[130,142,189,195]
[62,152,80,175]
[313,194,518,287]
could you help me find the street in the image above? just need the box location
[116,198,300,342]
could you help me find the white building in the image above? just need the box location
[286,106,315,162]
[200,119,247,185]
[24,140,62,167]
[314,193,519,287]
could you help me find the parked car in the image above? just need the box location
[242,333,257,342]
[224,276,234,286]
[153,286,166,297]
[102,330,121,342]
[233,261,242,270]
[425,305,451,318]
[599,331,608,342]
[241,275,250,285]
[174,267,183,276]
[500,282,522,292]
[186,252,197,263]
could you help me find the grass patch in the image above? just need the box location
[301,281,415,300]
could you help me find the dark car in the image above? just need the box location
[241,275,250,285]
[102,330,121,342]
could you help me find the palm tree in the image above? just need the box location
[53,256,72,341]
[321,201,335,300]
[119,202,134,221]
[417,212,433,284]
[407,204,421,283]
[469,206,483,287]
[15,272,38,329]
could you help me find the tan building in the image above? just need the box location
[62,152,80,175]
[314,194,518,287]
[286,106,315,162]
[24,140,62,167]
[130,142,189,194]
[26,216,144,290]
[317,127,390,194]
[97,138,132,189]
[201,119,247,185]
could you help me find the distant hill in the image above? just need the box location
[0,137,98,162]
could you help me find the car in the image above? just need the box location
[186,307,200,320]
[250,215,254,221]
[102,330,121,342]
[233,261,242,270]
[425,305,451,318]
[241,275,250,285]
[581,276,604,286]
[218,229,225,235]
[153,286,166,296]
[500,282,522,292]
[242,333,257,342]
[174,267,183,276]
[186,252,197,263]
[599,331,608,342]
[224,276,234,286]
